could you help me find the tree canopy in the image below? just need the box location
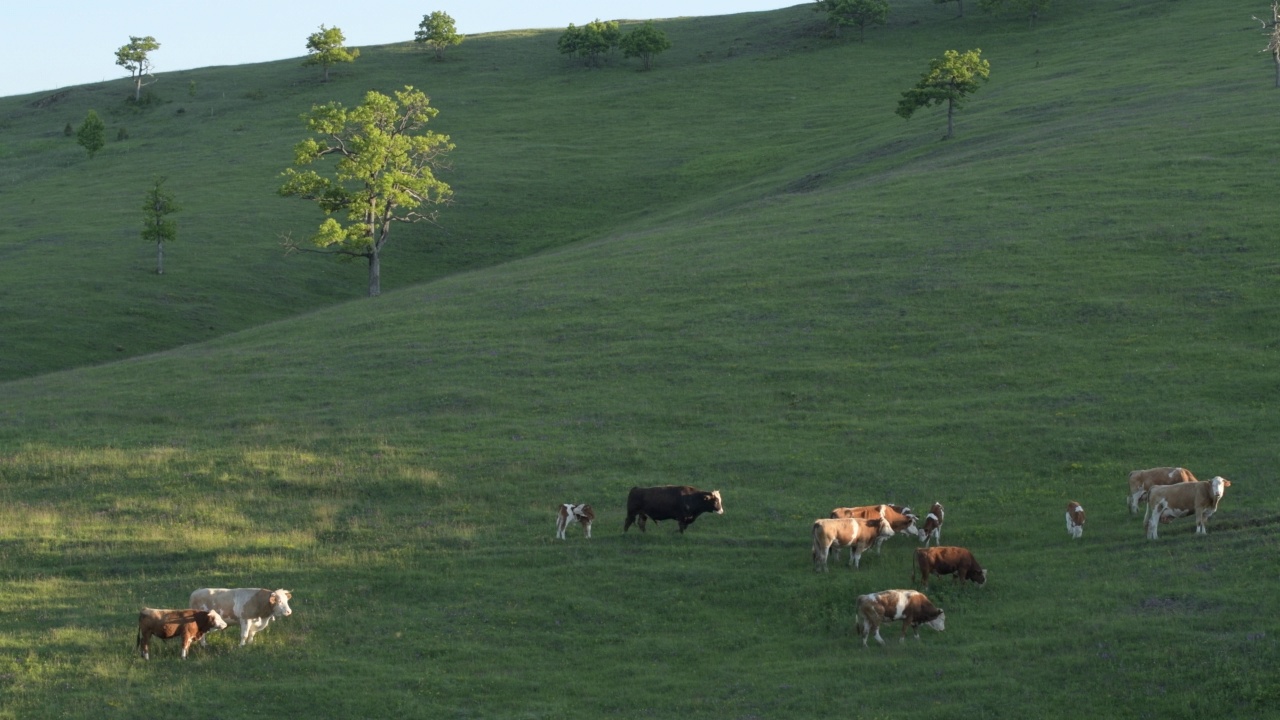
[620,21,672,70]
[141,176,179,275]
[114,36,160,102]
[415,11,464,60]
[279,86,454,297]
[303,25,360,81]
[557,20,622,68]
[896,48,991,139]
[76,110,106,158]
[813,0,889,41]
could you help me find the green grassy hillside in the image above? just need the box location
[2,1,1279,717]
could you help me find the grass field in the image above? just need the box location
[2,1,1280,717]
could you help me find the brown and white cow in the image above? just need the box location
[1128,466,1197,516]
[136,607,227,660]
[856,589,945,647]
[189,588,293,646]
[812,512,894,571]
[624,485,723,534]
[1145,476,1231,540]
[830,504,923,553]
[556,503,595,539]
[913,546,987,588]
[919,502,944,547]
[1065,501,1085,539]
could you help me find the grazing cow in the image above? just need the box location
[919,502,944,547]
[189,588,293,646]
[556,503,595,540]
[1128,466,1197,516]
[1146,476,1231,539]
[812,512,894,571]
[830,504,923,553]
[913,546,987,588]
[856,589,945,647]
[136,607,227,660]
[1065,501,1085,539]
[623,485,723,534]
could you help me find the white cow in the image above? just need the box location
[190,587,293,646]
[1145,477,1231,539]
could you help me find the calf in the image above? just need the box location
[830,504,923,553]
[624,485,723,534]
[189,588,293,646]
[136,607,227,660]
[919,502,944,547]
[1146,476,1231,539]
[856,589,945,647]
[913,546,987,588]
[1065,501,1085,539]
[812,512,894,571]
[1128,466,1197,516]
[556,503,595,540]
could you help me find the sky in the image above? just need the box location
[5,1,800,99]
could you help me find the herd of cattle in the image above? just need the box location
[556,466,1232,647]
[137,467,1230,659]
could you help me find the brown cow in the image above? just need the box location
[812,512,894,571]
[830,504,923,553]
[913,546,987,588]
[1146,476,1231,539]
[1065,501,1085,539]
[919,502,944,547]
[624,485,723,534]
[856,589,945,647]
[136,607,227,660]
[1128,467,1197,516]
[556,503,595,540]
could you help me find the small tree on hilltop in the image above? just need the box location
[76,110,106,158]
[621,21,672,70]
[978,0,1049,28]
[279,86,454,297]
[896,48,990,140]
[304,25,360,81]
[115,35,160,102]
[141,176,179,275]
[557,19,621,68]
[814,0,889,41]
[416,11,463,61]
[1258,2,1280,88]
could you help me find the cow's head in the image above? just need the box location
[973,568,989,586]
[1210,476,1230,501]
[874,518,895,538]
[206,610,228,631]
[269,589,293,618]
[708,490,723,514]
[925,610,946,633]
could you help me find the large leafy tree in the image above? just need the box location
[620,21,672,70]
[896,48,990,139]
[115,35,160,102]
[978,0,1049,27]
[415,11,464,61]
[76,110,106,158]
[279,86,454,298]
[557,19,621,68]
[303,25,360,81]
[814,0,889,41]
[141,176,179,275]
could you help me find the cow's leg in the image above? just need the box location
[138,631,150,660]
[240,620,255,646]
[181,637,192,659]
[583,520,592,539]
[851,548,863,569]
[872,622,885,646]
[1130,490,1144,515]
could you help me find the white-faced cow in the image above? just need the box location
[812,513,894,571]
[189,588,293,646]
[623,485,723,534]
[856,589,945,647]
[1128,466,1197,516]
[913,546,987,589]
[919,502,944,547]
[1065,501,1085,539]
[829,504,923,553]
[556,503,595,540]
[1146,476,1231,540]
[136,607,227,660]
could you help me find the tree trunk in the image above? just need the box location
[367,249,381,297]
[156,242,164,275]
[134,76,143,102]
[1275,55,1279,88]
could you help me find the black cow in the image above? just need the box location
[623,485,724,533]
